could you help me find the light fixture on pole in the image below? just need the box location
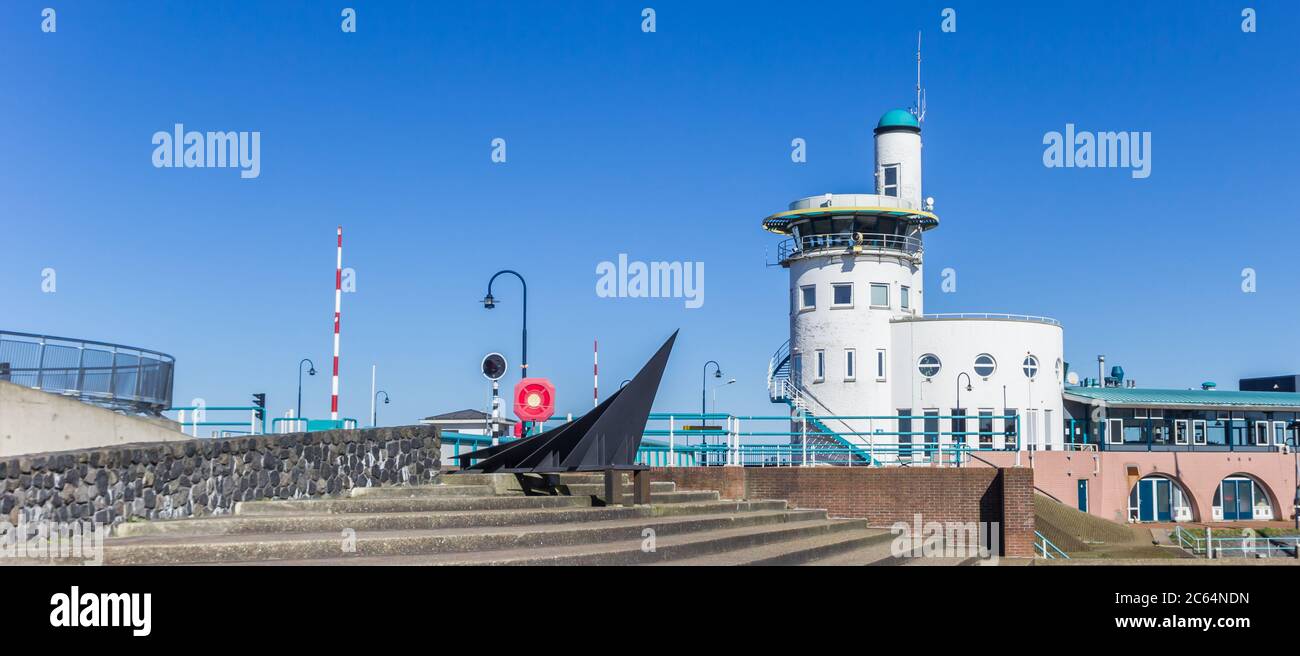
[372,391,389,427]
[482,270,528,381]
[297,358,316,420]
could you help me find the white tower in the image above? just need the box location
[764,109,1067,463]
[763,110,940,463]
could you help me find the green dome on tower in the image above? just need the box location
[874,109,921,133]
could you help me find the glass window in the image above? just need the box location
[814,350,825,382]
[844,349,856,381]
[1022,355,1039,379]
[974,353,996,378]
[831,283,852,307]
[952,408,967,445]
[876,349,887,380]
[1004,408,1019,448]
[978,409,994,448]
[870,283,889,308]
[1174,419,1188,445]
[792,354,803,387]
[799,285,815,310]
[898,409,913,458]
[917,354,941,378]
[882,165,900,197]
[900,286,911,310]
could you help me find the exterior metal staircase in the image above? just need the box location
[767,340,879,466]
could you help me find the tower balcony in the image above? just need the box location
[775,232,923,265]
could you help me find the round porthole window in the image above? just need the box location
[1023,355,1039,379]
[917,354,941,378]
[974,353,996,378]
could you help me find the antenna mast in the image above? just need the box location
[912,31,926,124]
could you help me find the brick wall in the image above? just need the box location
[651,465,1035,558]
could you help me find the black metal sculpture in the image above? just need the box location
[457,330,677,474]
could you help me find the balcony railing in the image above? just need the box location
[776,232,922,262]
[0,330,174,415]
[902,313,1062,327]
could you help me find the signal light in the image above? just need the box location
[252,393,266,421]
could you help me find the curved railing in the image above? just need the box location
[0,331,174,415]
[776,232,922,262]
[907,313,1062,327]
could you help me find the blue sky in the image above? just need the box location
[3,1,1298,427]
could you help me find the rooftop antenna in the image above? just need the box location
[911,31,926,124]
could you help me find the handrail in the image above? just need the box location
[903,313,1062,327]
[776,232,923,262]
[0,330,175,414]
[1034,531,1071,559]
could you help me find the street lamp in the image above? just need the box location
[701,361,723,462]
[297,358,316,420]
[482,270,528,380]
[372,390,390,427]
[956,372,973,446]
[1289,420,1300,529]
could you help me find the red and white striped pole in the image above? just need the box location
[593,339,599,408]
[330,226,343,421]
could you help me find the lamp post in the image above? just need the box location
[481,271,528,380]
[1290,421,1300,530]
[372,390,389,427]
[297,358,316,420]
[701,361,723,463]
[956,371,973,448]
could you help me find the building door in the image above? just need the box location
[1077,479,1089,513]
[1136,478,1173,522]
[1221,479,1254,521]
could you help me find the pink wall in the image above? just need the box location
[974,450,1298,524]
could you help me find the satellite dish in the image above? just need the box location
[481,353,508,381]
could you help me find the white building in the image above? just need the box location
[764,109,1065,463]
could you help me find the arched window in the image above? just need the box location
[1128,475,1192,523]
[1213,476,1274,521]
[1022,355,1039,379]
[917,354,941,378]
[974,354,996,378]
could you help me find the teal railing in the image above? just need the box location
[1034,531,1071,559]
[1172,526,1300,559]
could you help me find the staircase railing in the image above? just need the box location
[1034,531,1071,559]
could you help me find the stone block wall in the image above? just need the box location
[0,425,440,530]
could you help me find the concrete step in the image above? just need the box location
[218,517,872,566]
[113,500,791,538]
[349,484,496,498]
[649,528,895,565]
[803,539,911,565]
[234,494,593,516]
[560,482,677,496]
[98,508,831,565]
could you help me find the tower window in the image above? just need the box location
[974,353,997,378]
[844,349,856,381]
[882,164,900,197]
[917,353,941,378]
[876,349,887,381]
[870,283,889,308]
[799,285,816,310]
[1022,355,1039,379]
[814,349,825,382]
[831,283,853,307]
[900,286,911,310]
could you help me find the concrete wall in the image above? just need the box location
[976,450,1299,525]
[0,424,440,530]
[650,465,1035,557]
[0,380,190,458]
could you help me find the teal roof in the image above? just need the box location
[876,109,920,131]
[1064,386,1300,408]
